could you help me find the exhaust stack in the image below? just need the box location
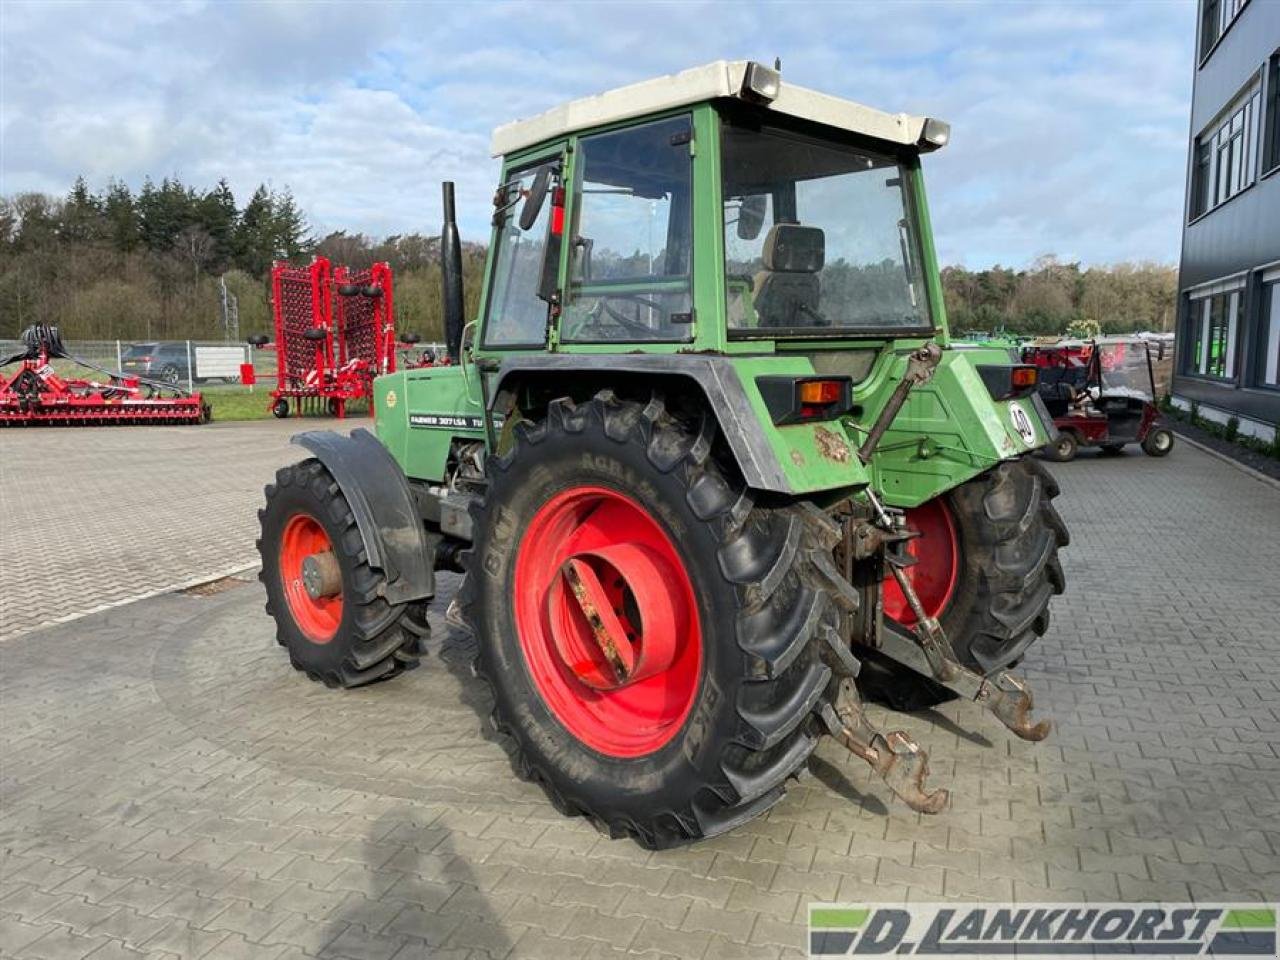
[440,181,465,361]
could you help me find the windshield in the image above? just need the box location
[720,116,929,336]
[1096,341,1155,399]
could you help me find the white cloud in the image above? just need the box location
[0,0,1196,266]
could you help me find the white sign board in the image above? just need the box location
[194,346,246,380]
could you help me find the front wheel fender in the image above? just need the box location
[291,428,433,604]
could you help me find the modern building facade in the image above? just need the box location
[1173,0,1280,441]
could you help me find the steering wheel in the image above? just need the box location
[577,291,668,338]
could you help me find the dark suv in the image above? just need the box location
[120,342,193,384]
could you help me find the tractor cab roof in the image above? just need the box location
[490,60,949,159]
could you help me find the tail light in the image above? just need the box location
[977,364,1038,401]
[757,376,854,425]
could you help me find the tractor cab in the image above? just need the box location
[478,60,948,354]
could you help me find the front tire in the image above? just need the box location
[858,458,1068,711]
[257,459,427,687]
[1043,431,1078,462]
[460,392,846,848]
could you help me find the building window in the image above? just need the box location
[1267,51,1280,173]
[1261,278,1280,389]
[1190,80,1262,218]
[1186,285,1242,379]
[1201,0,1249,60]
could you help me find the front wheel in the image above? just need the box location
[858,458,1069,711]
[257,459,426,687]
[460,392,844,848]
[1043,431,1078,462]
[1142,427,1174,457]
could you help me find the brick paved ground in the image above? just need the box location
[0,418,322,642]
[2,443,1278,959]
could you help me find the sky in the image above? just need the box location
[0,1,1196,269]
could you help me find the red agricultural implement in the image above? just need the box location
[0,324,209,427]
[256,257,397,419]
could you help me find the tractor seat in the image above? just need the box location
[753,224,825,327]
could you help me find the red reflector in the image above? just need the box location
[797,380,842,404]
[550,185,566,236]
[239,363,256,386]
[1011,367,1038,388]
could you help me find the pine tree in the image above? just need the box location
[60,177,102,243]
[101,180,139,251]
[200,178,238,270]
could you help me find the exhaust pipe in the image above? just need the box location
[441,181,465,362]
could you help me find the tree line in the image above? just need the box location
[1,178,1173,344]
[0,176,484,344]
[942,255,1177,338]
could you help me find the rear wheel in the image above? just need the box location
[858,458,1068,711]
[1141,427,1174,457]
[271,399,290,419]
[258,459,427,687]
[460,392,846,848]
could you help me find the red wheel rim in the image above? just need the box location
[882,498,959,625]
[513,486,702,758]
[279,513,343,643]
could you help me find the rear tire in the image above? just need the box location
[271,399,290,419]
[257,459,427,688]
[1141,427,1174,457]
[857,458,1068,711]
[460,392,849,848]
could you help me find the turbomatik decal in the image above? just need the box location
[808,903,1276,957]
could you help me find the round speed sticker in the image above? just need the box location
[1010,405,1037,445]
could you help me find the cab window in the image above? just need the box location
[482,160,558,348]
[562,115,693,342]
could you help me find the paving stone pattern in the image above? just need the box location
[0,418,323,641]
[2,441,1278,958]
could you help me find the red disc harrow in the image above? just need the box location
[0,325,209,427]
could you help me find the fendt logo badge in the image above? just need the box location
[1010,404,1037,445]
[808,903,1277,957]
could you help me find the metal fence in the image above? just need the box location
[0,338,447,393]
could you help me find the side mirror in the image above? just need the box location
[737,195,768,240]
[519,167,552,231]
[362,284,382,298]
[247,334,269,347]
[399,332,421,345]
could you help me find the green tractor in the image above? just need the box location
[258,61,1068,848]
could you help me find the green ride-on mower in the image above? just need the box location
[258,61,1069,848]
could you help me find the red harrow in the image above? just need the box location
[257,257,397,419]
[0,325,209,427]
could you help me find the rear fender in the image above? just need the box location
[291,428,433,604]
